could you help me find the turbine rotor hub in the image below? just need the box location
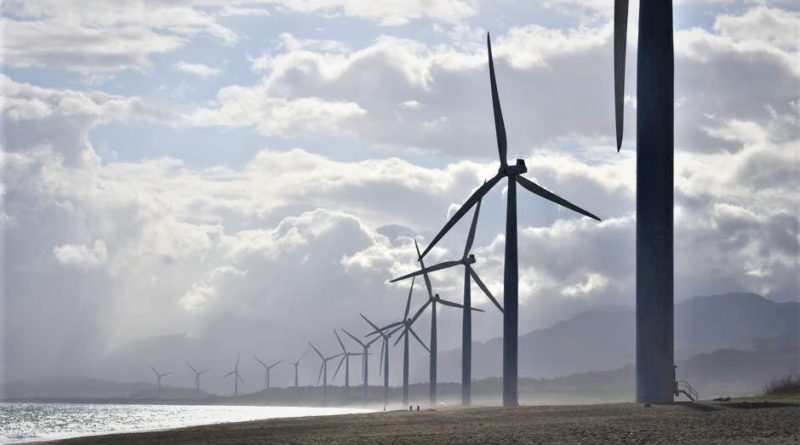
[501,158,527,176]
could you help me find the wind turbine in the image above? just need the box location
[289,349,310,396]
[418,34,602,407]
[185,362,209,395]
[370,277,432,406]
[614,0,676,403]
[393,206,503,406]
[254,355,283,390]
[309,341,342,406]
[332,329,364,402]
[223,353,244,397]
[149,366,171,399]
[360,313,402,407]
[341,327,381,404]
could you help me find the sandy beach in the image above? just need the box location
[38,401,800,444]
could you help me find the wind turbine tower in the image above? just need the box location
[254,355,283,390]
[342,327,381,404]
[149,366,172,399]
[309,341,342,406]
[361,313,402,407]
[418,34,601,407]
[614,0,676,403]
[186,362,209,395]
[223,353,244,396]
[333,329,364,403]
[393,210,501,405]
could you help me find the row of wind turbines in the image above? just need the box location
[153,11,674,406]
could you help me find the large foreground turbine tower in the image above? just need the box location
[614,0,676,403]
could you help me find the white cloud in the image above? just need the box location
[53,240,108,269]
[2,2,798,385]
[174,61,221,78]
[1,0,237,74]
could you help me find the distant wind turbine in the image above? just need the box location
[370,277,431,406]
[418,33,601,406]
[253,355,283,390]
[185,362,209,395]
[393,205,502,405]
[332,329,364,402]
[149,366,172,399]
[309,341,342,406]
[341,327,381,404]
[360,313,402,407]
[223,353,244,396]
[289,349,310,392]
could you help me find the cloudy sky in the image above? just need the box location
[1,0,798,385]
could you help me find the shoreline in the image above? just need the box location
[31,400,800,445]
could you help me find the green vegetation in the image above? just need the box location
[762,374,800,398]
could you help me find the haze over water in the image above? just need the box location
[0,403,372,443]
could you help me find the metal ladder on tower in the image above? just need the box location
[674,379,699,401]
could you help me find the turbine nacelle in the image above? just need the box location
[500,159,527,176]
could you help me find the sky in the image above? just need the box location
[1,0,798,387]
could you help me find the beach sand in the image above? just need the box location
[40,401,800,444]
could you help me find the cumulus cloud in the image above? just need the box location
[1,1,797,387]
[1,0,237,74]
[174,61,221,78]
[53,240,108,269]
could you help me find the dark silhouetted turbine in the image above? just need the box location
[614,0,676,403]
[418,33,601,407]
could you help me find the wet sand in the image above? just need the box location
[40,401,800,444]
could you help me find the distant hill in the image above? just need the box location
[430,292,799,381]
[1,376,151,400]
[4,292,796,402]
[1,375,215,401]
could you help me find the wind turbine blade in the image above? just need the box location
[269,360,283,369]
[237,374,245,384]
[317,364,324,385]
[235,353,240,368]
[388,324,405,337]
[253,355,267,368]
[516,175,601,221]
[393,328,407,346]
[409,299,432,325]
[334,329,347,353]
[421,173,502,258]
[436,298,466,309]
[186,362,198,374]
[614,0,629,151]
[366,320,403,337]
[223,371,235,378]
[391,260,462,283]
[163,372,173,377]
[308,342,324,359]
[464,195,483,257]
[150,366,159,376]
[415,240,435,301]
[403,276,415,320]
[469,267,504,313]
[341,328,366,347]
[332,355,346,380]
[360,313,382,333]
[487,32,508,167]
[200,369,210,374]
[378,340,385,376]
[408,326,430,353]
[366,335,382,347]
[298,349,310,363]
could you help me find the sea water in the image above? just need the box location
[0,402,372,443]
